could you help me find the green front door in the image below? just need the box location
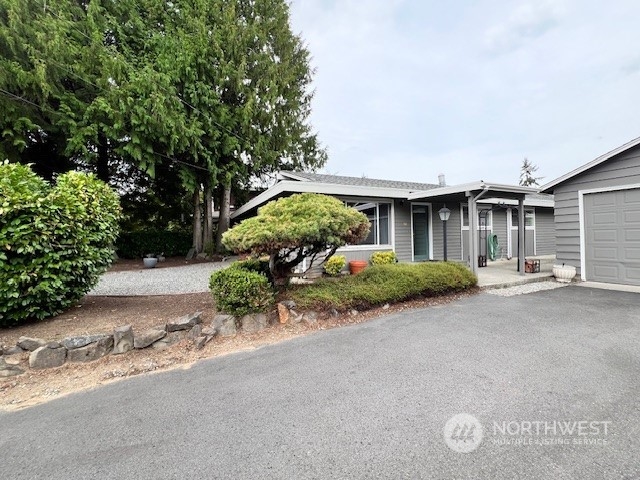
[412,205,430,261]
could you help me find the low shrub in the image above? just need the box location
[370,250,397,265]
[209,265,275,316]
[288,262,477,311]
[324,255,346,276]
[0,163,121,326]
[116,230,192,258]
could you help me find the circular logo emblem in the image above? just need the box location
[443,413,483,453]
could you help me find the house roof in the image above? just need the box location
[231,175,552,221]
[540,136,640,193]
[279,171,440,191]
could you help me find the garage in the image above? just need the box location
[541,136,640,286]
[584,188,640,285]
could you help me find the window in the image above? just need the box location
[461,206,492,228]
[346,201,391,245]
[511,208,535,228]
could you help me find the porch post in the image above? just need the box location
[518,197,525,276]
[467,192,478,275]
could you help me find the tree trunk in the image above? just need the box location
[192,187,203,254]
[96,133,109,183]
[215,179,232,252]
[203,177,214,251]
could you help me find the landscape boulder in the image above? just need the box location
[67,336,113,363]
[17,336,47,352]
[29,343,67,369]
[0,357,24,377]
[62,334,108,350]
[241,313,268,334]
[167,312,202,332]
[134,328,166,349]
[213,315,237,337]
[112,325,134,355]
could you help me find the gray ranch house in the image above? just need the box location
[232,172,554,275]
[541,136,640,286]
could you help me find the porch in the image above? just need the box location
[476,255,555,288]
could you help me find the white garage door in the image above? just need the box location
[584,188,640,285]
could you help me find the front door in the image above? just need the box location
[412,205,430,261]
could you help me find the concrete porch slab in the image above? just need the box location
[476,255,556,289]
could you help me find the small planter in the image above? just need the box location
[553,264,576,283]
[349,260,368,275]
[143,257,158,269]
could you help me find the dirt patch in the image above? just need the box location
[0,293,215,346]
[0,289,476,412]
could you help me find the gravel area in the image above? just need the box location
[484,279,568,297]
[89,262,231,296]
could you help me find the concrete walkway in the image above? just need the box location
[476,255,555,288]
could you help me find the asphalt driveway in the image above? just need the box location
[2,286,639,479]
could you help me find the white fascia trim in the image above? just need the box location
[408,181,539,200]
[577,183,640,282]
[232,180,417,219]
[479,197,554,208]
[541,136,640,193]
[337,244,393,252]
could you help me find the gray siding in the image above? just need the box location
[492,209,508,258]
[431,202,462,261]
[394,199,413,262]
[334,248,393,264]
[535,208,555,255]
[552,145,640,275]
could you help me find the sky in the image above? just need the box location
[288,0,640,187]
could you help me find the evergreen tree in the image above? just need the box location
[519,158,544,187]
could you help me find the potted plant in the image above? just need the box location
[348,259,368,275]
[143,254,158,269]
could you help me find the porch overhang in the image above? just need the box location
[408,181,541,276]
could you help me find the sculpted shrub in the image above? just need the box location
[0,163,121,326]
[209,266,275,316]
[223,193,370,284]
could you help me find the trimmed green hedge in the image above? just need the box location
[116,230,192,258]
[209,260,275,316]
[0,163,121,326]
[288,262,477,311]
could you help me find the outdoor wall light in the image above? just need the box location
[438,205,451,261]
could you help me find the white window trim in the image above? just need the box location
[341,198,395,250]
[460,204,493,260]
[509,208,536,255]
[578,182,640,281]
[410,202,433,261]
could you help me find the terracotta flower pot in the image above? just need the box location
[349,260,368,275]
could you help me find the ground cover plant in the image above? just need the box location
[287,262,477,311]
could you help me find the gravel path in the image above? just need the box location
[484,279,568,297]
[89,262,231,296]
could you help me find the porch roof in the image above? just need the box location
[407,181,541,202]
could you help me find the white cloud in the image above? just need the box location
[289,0,640,186]
[483,0,566,55]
